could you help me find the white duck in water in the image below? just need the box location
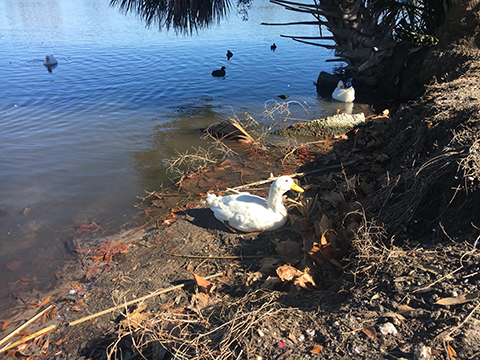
[332,80,355,103]
[43,55,57,66]
[206,176,304,232]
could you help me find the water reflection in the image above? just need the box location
[110,0,252,34]
[0,0,336,317]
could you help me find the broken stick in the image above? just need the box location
[0,304,54,350]
[68,272,224,327]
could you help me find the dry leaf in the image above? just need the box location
[321,191,344,207]
[259,257,281,273]
[277,265,302,282]
[71,305,84,312]
[435,292,479,306]
[294,272,316,289]
[6,260,21,272]
[314,214,332,237]
[261,276,282,289]
[246,272,263,286]
[307,242,332,264]
[276,239,300,262]
[76,221,100,233]
[190,292,214,311]
[320,229,337,247]
[193,273,215,294]
[375,153,390,163]
[86,264,108,280]
[310,344,324,354]
[54,338,66,346]
[288,332,297,343]
[447,344,458,360]
[362,326,377,342]
[121,305,150,329]
[23,207,31,216]
[75,248,90,254]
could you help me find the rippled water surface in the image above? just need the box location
[0,0,348,309]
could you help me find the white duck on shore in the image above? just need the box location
[206,176,304,232]
[332,80,355,103]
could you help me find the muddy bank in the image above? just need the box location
[2,56,480,359]
[1,79,480,359]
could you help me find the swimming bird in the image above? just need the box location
[43,55,57,66]
[332,80,355,103]
[278,94,289,100]
[212,66,226,77]
[206,176,304,232]
[227,50,233,60]
[271,43,277,51]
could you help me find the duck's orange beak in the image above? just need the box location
[291,182,304,193]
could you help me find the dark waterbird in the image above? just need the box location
[226,50,233,60]
[212,66,226,77]
[270,43,277,51]
[278,94,289,100]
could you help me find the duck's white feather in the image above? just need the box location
[43,55,57,66]
[332,80,355,103]
[206,176,304,232]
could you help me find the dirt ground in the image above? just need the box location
[3,26,480,360]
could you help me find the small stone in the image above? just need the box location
[378,322,398,336]
[414,346,432,360]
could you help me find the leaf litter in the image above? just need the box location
[1,87,480,360]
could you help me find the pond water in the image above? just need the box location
[0,0,351,311]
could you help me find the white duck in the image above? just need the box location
[206,176,304,232]
[332,80,355,103]
[43,55,57,66]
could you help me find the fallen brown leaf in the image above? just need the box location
[447,344,458,360]
[76,221,100,233]
[6,260,21,272]
[320,229,337,247]
[259,257,282,273]
[310,344,324,354]
[362,326,377,342]
[314,214,332,237]
[193,273,215,294]
[293,272,316,289]
[121,305,150,329]
[276,239,300,262]
[189,292,214,312]
[277,265,302,282]
[435,292,479,306]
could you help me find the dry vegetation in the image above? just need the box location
[3,46,480,360]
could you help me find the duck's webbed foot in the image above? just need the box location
[223,220,237,233]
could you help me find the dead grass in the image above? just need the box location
[163,146,222,180]
[105,291,282,360]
